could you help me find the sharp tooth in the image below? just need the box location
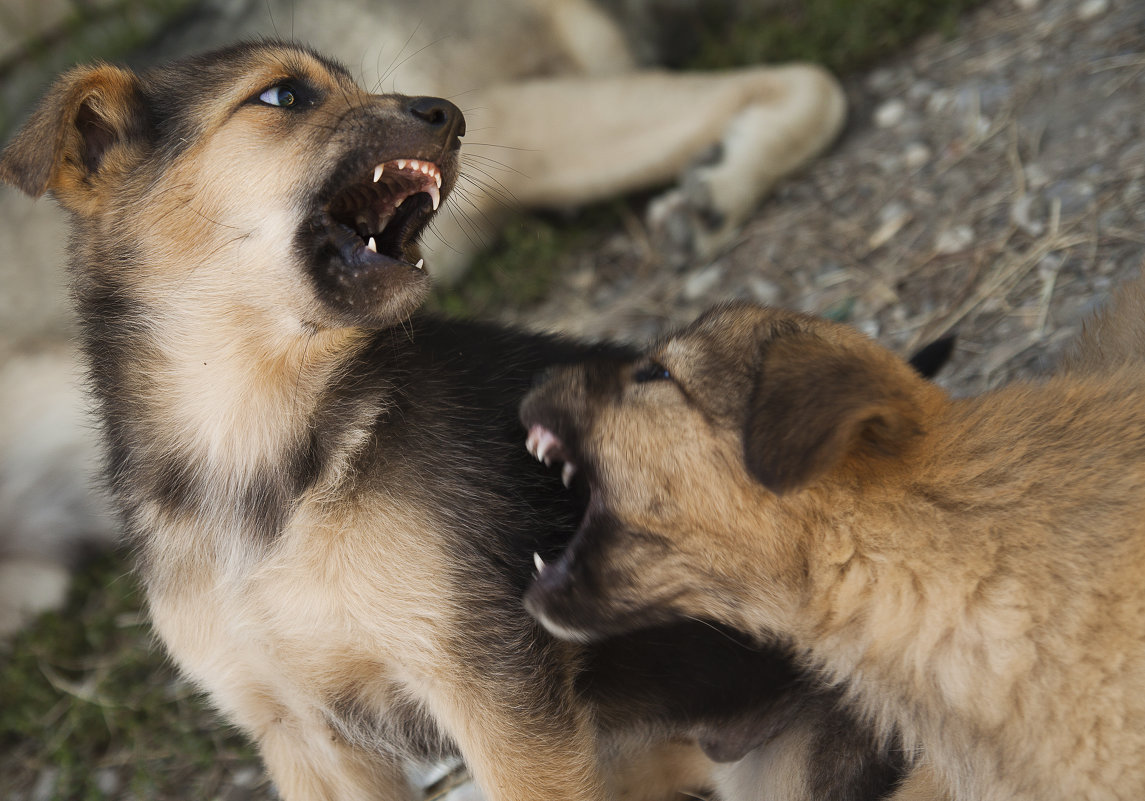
[427,185,440,211]
[420,163,429,174]
[366,237,377,253]
[415,258,425,270]
[409,159,419,170]
[562,463,576,488]
[395,196,404,208]
[434,173,442,188]
[373,164,384,182]
[535,430,556,463]
[397,159,407,170]
[534,552,546,574]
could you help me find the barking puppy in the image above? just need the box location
[521,289,1145,801]
[1,42,901,801]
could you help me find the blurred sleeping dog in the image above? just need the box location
[1,41,914,801]
[521,270,1145,799]
[0,0,846,636]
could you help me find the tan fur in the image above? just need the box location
[0,44,649,801]
[523,285,1145,800]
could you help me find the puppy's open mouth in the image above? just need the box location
[323,157,444,271]
[526,423,589,575]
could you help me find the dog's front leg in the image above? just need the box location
[424,656,607,801]
[257,716,416,801]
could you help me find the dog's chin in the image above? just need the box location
[301,155,449,327]
[306,215,431,327]
[525,556,675,644]
[524,568,628,644]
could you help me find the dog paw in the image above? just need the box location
[646,174,731,270]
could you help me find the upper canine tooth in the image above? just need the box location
[373,164,384,182]
[397,159,407,170]
[427,185,440,211]
[366,237,377,253]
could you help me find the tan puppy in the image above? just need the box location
[0,41,897,801]
[520,275,1145,801]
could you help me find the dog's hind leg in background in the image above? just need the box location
[428,64,845,278]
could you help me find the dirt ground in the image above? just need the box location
[512,0,1145,400]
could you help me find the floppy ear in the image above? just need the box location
[0,64,146,209]
[744,334,924,495]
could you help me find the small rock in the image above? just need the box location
[935,225,975,255]
[95,769,121,796]
[904,142,932,169]
[1077,0,1109,21]
[746,276,782,306]
[683,264,723,301]
[1011,194,1046,237]
[31,769,59,801]
[232,767,262,789]
[874,98,908,128]
[868,202,912,250]
[926,89,955,116]
[1024,163,1051,190]
[856,318,880,339]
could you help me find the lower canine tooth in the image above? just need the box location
[366,237,377,253]
[534,552,546,574]
[562,463,576,488]
[415,258,425,270]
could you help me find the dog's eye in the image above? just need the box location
[633,362,672,383]
[258,84,300,108]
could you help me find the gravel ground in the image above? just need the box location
[512,0,1145,400]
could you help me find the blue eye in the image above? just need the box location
[634,361,671,383]
[259,85,298,107]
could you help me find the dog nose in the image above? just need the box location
[407,96,465,138]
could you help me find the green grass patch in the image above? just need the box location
[429,202,628,318]
[0,554,263,800]
[691,0,982,73]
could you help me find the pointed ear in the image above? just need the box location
[0,64,146,208]
[744,333,925,495]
